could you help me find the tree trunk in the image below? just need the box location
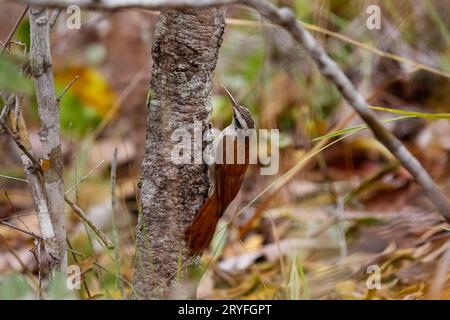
[132,7,226,299]
[29,6,66,271]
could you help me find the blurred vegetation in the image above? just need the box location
[1,0,450,300]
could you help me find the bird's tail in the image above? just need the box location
[186,193,222,255]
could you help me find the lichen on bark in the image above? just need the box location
[132,8,226,299]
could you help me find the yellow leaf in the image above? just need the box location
[55,65,116,117]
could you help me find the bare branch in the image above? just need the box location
[65,159,105,195]
[66,239,92,298]
[56,75,79,102]
[1,100,61,270]
[2,122,42,173]
[110,147,125,299]
[64,196,115,250]
[0,220,43,240]
[49,8,61,28]
[29,6,67,269]
[0,174,28,182]
[3,100,113,263]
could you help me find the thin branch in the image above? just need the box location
[0,174,28,182]
[4,190,36,236]
[57,75,79,103]
[66,238,92,298]
[65,159,105,195]
[49,8,61,29]
[0,220,43,240]
[4,94,109,278]
[29,6,67,269]
[1,121,42,174]
[64,195,115,250]
[93,261,142,296]
[0,234,42,295]
[2,103,114,255]
[110,146,125,299]
[0,5,29,55]
[4,105,60,269]
[66,246,83,257]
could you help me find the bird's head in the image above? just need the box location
[221,85,255,130]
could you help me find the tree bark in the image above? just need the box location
[132,8,226,299]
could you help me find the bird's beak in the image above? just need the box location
[221,84,238,107]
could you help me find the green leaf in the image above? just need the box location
[312,116,413,141]
[17,18,30,49]
[369,105,450,119]
[288,255,309,300]
[288,256,301,300]
[0,56,33,94]
[312,124,367,141]
[0,273,34,299]
[313,105,450,142]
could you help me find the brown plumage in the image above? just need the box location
[187,86,254,255]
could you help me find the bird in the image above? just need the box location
[186,85,255,255]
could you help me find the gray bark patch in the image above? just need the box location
[132,8,226,299]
